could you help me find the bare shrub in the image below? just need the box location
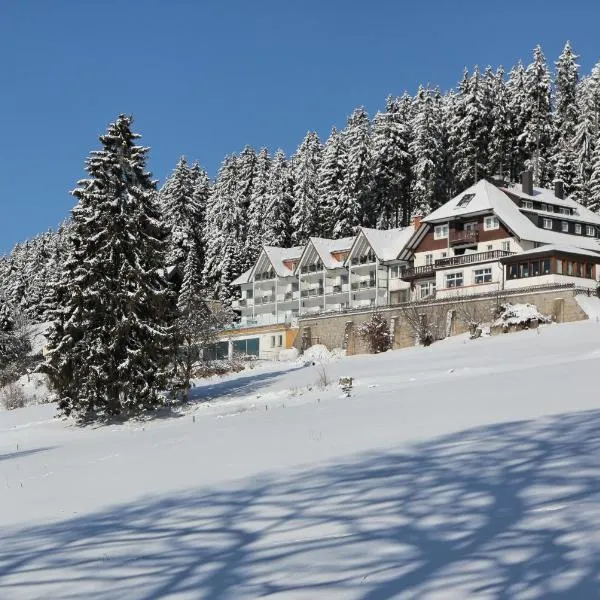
[453,297,494,339]
[1,383,27,411]
[402,302,446,346]
[315,365,331,390]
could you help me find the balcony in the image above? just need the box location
[254,295,275,306]
[351,280,376,291]
[400,264,436,280]
[450,230,478,246]
[300,288,324,298]
[435,250,515,269]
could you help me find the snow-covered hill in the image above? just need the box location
[2,322,600,598]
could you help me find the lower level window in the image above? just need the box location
[445,272,464,288]
[420,281,435,298]
[474,267,492,284]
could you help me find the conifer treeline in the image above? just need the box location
[3,43,600,311]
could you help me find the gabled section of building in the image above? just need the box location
[399,175,600,300]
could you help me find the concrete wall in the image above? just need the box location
[295,286,590,356]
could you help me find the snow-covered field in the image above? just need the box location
[2,321,600,598]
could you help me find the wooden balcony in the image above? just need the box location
[450,230,479,246]
[400,264,436,281]
[435,250,515,269]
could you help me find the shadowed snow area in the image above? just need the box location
[2,322,600,598]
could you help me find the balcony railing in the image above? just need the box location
[401,264,436,280]
[450,230,479,246]
[435,250,515,269]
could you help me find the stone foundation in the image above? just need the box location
[295,286,590,356]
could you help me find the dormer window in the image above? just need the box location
[457,193,475,208]
[586,225,596,237]
[543,218,553,229]
[575,224,582,234]
[523,200,534,209]
[561,221,569,233]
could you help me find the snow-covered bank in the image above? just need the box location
[2,321,600,598]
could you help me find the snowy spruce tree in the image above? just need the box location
[552,42,580,195]
[341,107,374,229]
[372,95,413,227]
[318,128,348,237]
[203,154,247,301]
[291,131,322,244]
[263,150,293,247]
[246,148,271,259]
[44,115,175,418]
[488,67,514,180]
[521,46,553,186]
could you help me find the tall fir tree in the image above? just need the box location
[291,131,322,245]
[342,107,374,228]
[246,148,271,259]
[318,128,348,237]
[521,46,553,185]
[410,86,446,215]
[372,95,413,227]
[44,115,175,418]
[488,67,513,180]
[552,42,580,195]
[263,149,293,246]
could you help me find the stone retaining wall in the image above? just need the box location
[295,287,590,356]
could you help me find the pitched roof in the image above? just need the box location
[307,236,355,269]
[263,246,303,277]
[358,226,414,262]
[422,179,600,252]
[231,268,252,286]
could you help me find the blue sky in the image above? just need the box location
[1,0,600,254]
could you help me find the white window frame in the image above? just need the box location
[389,265,399,279]
[575,224,582,235]
[419,281,435,299]
[561,221,569,233]
[425,254,434,265]
[523,200,533,209]
[587,225,596,237]
[543,218,553,230]
[270,336,276,348]
[434,224,449,240]
[484,216,499,231]
[501,241,511,252]
[277,335,283,347]
[445,272,464,288]
[474,267,493,284]
[464,221,478,232]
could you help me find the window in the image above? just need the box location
[541,203,548,212]
[474,267,492,284]
[277,335,283,347]
[543,218,553,229]
[542,259,551,274]
[464,221,478,232]
[484,216,499,230]
[441,252,447,258]
[425,254,434,265]
[531,261,541,276]
[559,207,570,215]
[586,263,594,279]
[561,221,569,233]
[508,264,518,279]
[246,289,254,299]
[587,225,596,237]
[420,281,435,299]
[501,241,511,252]
[434,224,449,240]
[557,260,563,274]
[487,244,493,251]
[445,272,464,288]
[457,193,475,208]
[271,336,276,348]
[523,200,534,209]
[519,262,529,278]
[575,223,582,235]
[389,265,399,279]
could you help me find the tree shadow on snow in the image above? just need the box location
[2,410,600,598]
[188,364,306,405]
[0,446,56,463]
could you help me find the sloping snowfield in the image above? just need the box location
[2,321,600,598]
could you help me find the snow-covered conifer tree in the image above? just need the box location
[263,150,293,246]
[372,95,413,227]
[44,115,175,418]
[246,148,271,259]
[318,128,348,237]
[291,132,322,245]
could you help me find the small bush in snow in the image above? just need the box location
[1,383,27,411]
[315,365,331,390]
[493,303,551,329]
[358,312,392,354]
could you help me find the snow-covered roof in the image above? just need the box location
[306,236,355,269]
[502,244,600,261]
[422,179,600,252]
[502,183,600,226]
[263,246,303,277]
[357,226,414,262]
[231,268,252,286]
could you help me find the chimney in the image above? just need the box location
[521,170,533,196]
[554,180,564,200]
[412,214,422,231]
